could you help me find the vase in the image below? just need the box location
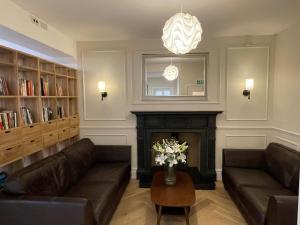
[164,165,176,186]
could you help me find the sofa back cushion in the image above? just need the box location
[3,153,71,195]
[61,138,95,184]
[265,143,300,191]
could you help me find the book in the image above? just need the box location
[20,107,34,126]
[20,78,35,96]
[0,111,17,130]
[42,107,53,122]
[40,78,49,96]
[0,77,9,95]
[56,84,63,96]
[57,106,64,118]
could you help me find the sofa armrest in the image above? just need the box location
[222,148,265,169]
[0,195,95,225]
[266,195,298,225]
[94,145,131,162]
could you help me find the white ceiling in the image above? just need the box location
[11,0,300,41]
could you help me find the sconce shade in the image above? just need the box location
[98,81,106,93]
[245,78,254,90]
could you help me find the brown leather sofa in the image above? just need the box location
[223,143,299,225]
[0,138,131,225]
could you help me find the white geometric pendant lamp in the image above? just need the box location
[162,12,203,54]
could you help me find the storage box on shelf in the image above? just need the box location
[0,45,79,168]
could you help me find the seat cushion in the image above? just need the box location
[223,167,283,191]
[61,138,96,184]
[65,180,118,225]
[3,153,71,195]
[237,186,296,225]
[264,143,300,190]
[78,162,130,187]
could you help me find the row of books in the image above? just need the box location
[20,107,33,126]
[0,77,9,95]
[20,79,35,96]
[40,78,49,96]
[42,107,54,122]
[0,111,17,130]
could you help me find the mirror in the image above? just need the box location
[143,53,208,99]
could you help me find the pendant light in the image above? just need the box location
[162,58,179,81]
[162,12,203,54]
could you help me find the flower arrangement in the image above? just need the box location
[152,139,188,167]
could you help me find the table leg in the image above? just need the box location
[157,205,162,225]
[184,207,190,225]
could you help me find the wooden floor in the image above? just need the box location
[110,180,247,225]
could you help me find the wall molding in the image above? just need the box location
[82,133,128,145]
[81,49,128,121]
[225,134,268,148]
[217,126,271,130]
[275,136,299,150]
[216,169,222,181]
[272,127,300,137]
[80,126,135,130]
[225,46,270,121]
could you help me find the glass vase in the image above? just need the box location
[164,165,176,186]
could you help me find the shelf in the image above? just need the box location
[0,96,18,99]
[20,96,39,98]
[0,61,15,67]
[41,96,57,99]
[18,66,38,72]
[56,73,69,78]
[0,44,79,167]
[40,70,55,76]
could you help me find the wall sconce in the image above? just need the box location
[98,81,107,101]
[243,78,254,100]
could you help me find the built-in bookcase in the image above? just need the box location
[0,45,79,167]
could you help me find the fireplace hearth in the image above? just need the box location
[131,111,222,189]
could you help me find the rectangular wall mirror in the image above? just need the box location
[142,53,208,100]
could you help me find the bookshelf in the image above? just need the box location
[0,45,79,167]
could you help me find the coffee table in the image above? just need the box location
[151,171,196,225]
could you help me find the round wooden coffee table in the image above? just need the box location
[151,171,196,225]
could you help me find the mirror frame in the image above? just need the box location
[142,53,209,101]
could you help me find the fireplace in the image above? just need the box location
[131,111,222,189]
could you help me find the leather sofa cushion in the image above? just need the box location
[237,186,296,225]
[65,181,118,225]
[223,167,282,191]
[3,153,71,195]
[264,143,300,190]
[61,138,96,184]
[78,162,130,187]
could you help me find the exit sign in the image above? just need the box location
[197,80,204,85]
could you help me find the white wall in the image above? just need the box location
[78,35,276,179]
[0,0,76,62]
[269,22,300,150]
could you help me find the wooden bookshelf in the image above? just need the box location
[0,45,79,167]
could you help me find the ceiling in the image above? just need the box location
[11,0,300,41]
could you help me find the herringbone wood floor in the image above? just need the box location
[110,180,247,225]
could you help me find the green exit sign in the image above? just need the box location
[197,80,204,85]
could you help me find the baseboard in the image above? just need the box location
[216,169,222,181]
[131,167,137,179]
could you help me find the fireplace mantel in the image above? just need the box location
[131,111,222,189]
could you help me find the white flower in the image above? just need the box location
[168,158,178,167]
[165,146,174,154]
[155,154,166,165]
[177,153,186,163]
